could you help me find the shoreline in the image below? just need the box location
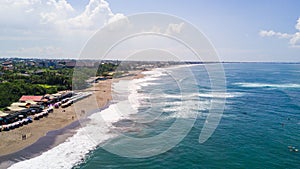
[0,103,112,168]
[0,71,144,167]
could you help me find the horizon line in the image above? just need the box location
[1,57,300,64]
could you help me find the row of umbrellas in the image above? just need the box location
[70,92,92,103]
[33,106,54,120]
[0,117,33,131]
[52,92,92,109]
[0,92,91,132]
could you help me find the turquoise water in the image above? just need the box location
[76,63,300,169]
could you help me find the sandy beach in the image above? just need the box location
[0,71,144,158]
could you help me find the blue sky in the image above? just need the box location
[106,0,300,62]
[1,0,300,62]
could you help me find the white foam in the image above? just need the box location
[169,100,200,119]
[9,104,118,169]
[10,66,234,168]
[162,104,207,113]
[128,79,149,111]
[139,82,158,87]
[9,69,170,169]
[9,103,136,169]
[234,82,300,88]
[139,68,168,82]
[152,92,242,100]
[198,92,243,98]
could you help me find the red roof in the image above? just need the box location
[19,95,43,102]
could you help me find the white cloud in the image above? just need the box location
[67,0,113,30]
[259,17,300,47]
[0,0,123,58]
[296,18,300,31]
[142,22,185,35]
[5,46,66,58]
[166,22,185,34]
[290,32,300,46]
[0,0,41,6]
[108,13,127,24]
[259,30,292,39]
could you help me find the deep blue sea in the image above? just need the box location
[9,63,300,169]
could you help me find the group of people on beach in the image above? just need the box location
[0,91,92,133]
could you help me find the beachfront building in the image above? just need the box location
[0,90,78,131]
[0,111,9,126]
[19,95,43,103]
[41,91,73,106]
[0,111,8,117]
[6,102,30,112]
[5,96,44,116]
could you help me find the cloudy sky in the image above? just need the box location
[1,0,300,62]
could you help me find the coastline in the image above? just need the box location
[0,71,144,167]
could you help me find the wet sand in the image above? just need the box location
[0,71,144,163]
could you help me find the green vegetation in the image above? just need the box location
[96,63,118,76]
[37,84,57,89]
[0,61,119,109]
[0,82,57,108]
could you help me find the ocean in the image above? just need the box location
[8,63,300,169]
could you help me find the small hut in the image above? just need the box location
[6,102,29,112]
[19,95,43,103]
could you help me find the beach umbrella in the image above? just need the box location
[47,107,54,113]
[21,119,28,124]
[9,123,15,129]
[2,125,9,131]
[33,114,39,120]
[27,117,33,123]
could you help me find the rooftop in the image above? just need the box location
[19,95,43,102]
